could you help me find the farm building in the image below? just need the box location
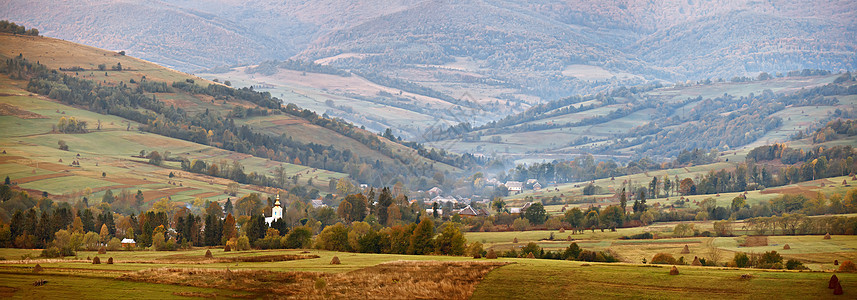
[120,238,136,247]
[510,202,533,215]
[505,181,523,192]
[454,205,487,217]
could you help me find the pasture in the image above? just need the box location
[0,246,854,299]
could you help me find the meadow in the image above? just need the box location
[0,245,854,299]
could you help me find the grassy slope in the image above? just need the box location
[0,247,854,298]
[0,77,344,206]
[431,74,845,161]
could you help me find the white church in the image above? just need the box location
[265,195,283,225]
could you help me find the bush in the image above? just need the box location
[839,260,857,272]
[314,277,326,290]
[785,259,806,270]
[467,242,484,258]
[622,232,653,240]
[733,252,750,268]
[40,247,63,258]
[237,236,251,251]
[520,242,541,258]
[106,238,121,251]
[486,249,498,259]
[651,253,678,265]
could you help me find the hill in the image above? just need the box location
[5,0,856,137]
[0,33,466,210]
[428,72,857,163]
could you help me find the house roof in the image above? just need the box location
[121,238,136,244]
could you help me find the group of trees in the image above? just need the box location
[54,117,88,133]
[0,20,39,36]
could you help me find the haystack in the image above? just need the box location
[526,252,535,259]
[513,237,518,244]
[473,253,482,259]
[691,256,701,266]
[783,244,791,250]
[205,249,213,258]
[486,249,498,259]
[107,257,114,264]
[835,259,839,266]
[825,233,832,239]
[559,227,565,233]
[680,245,690,254]
[92,256,100,264]
[833,281,843,295]
[224,244,231,252]
[669,266,679,275]
[225,268,234,280]
[98,246,107,254]
[330,256,341,265]
[829,275,839,289]
[33,264,43,273]
[567,235,573,241]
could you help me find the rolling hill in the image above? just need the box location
[0,33,465,212]
[4,0,856,141]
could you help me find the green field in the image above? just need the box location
[0,247,855,299]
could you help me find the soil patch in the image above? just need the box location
[119,260,509,299]
[740,236,768,247]
[760,186,817,199]
[103,177,152,185]
[14,173,71,184]
[0,103,46,119]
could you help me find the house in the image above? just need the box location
[120,238,136,247]
[509,202,533,214]
[426,195,458,205]
[533,182,542,190]
[311,199,326,208]
[454,205,486,217]
[428,187,443,196]
[425,208,443,216]
[526,179,539,185]
[505,181,523,192]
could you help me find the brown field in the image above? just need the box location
[0,103,46,119]
[190,191,222,199]
[119,260,509,299]
[141,187,195,201]
[13,173,71,184]
[102,177,153,186]
[760,186,818,199]
[740,236,769,247]
[270,118,308,126]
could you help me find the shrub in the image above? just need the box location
[651,253,678,265]
[785,259,806,270]
[237,236,251,251]
[314,277,326,290]
[40,247,62,258]
[467,242,484,258]
[839,260,857,272]
[622,232,653,240]
[106,238,121,251]
[563,243,582,260]
[486,249,498,259]
[520,242,540,258]
[733,252,750,268]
